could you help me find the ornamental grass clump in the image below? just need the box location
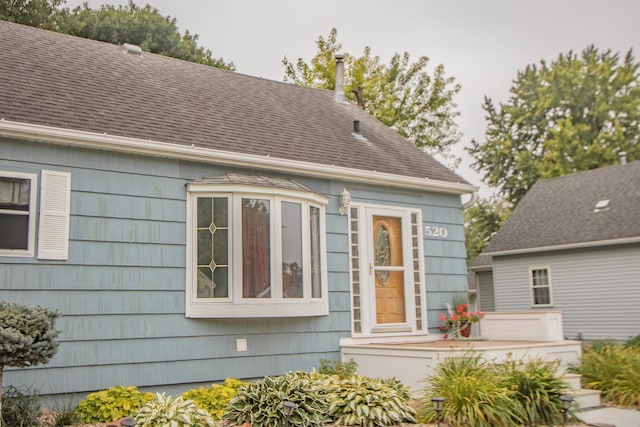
[497,357,572,426]
[417,353,522,427]
[571,341,640,407]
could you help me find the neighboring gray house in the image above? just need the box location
[469,160,640,342]
[0,21,474,398]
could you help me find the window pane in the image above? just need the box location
[0,178,30,210]
[282,202,303,298]
[196,197,228,299]
[197,267,213,298]
[213,267,229,298]
[534,287,550,305]
[242,198,271,298]
[0,214,29,249]
[310,206,322,298]
[197,230,212,265]
[197,198,212,228]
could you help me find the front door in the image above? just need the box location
[372,215,406,324]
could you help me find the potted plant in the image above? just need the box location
[438,302,484,339]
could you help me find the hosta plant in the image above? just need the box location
[74,385,154,423]
[223,372,332,427]
[328,375,416,427]
[181,378,246,420]
[135,393,215,427]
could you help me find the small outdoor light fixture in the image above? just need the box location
[431,397,444,427]
[282,400,297,427]
[338,188,352,215]
[559,395,573,424]
[121,417,136,427]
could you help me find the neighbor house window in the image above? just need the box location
[0,172,37,256]
[186,176,328,318]
[530,267,553,306]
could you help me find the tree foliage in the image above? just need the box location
[0,301,60,419]
[0,0,234,70]
[0,0,63,29]
[283,28,461,162]
[55,1,234,70]
[468,46,640,206]
[464,197,511,261]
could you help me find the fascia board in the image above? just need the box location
[485,236,640,257]
[0,120,477,195]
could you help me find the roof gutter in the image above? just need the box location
[485,236,640,257]
[0,120,477,195]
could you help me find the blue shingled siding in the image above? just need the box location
[1,138,467,396]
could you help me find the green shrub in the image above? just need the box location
[51,398,81,426]
[417,353,523,427]
[223,372,331,427]
[181,378,246,420]
[1,385,40,427]
[74,385,154,423]
[497,357,571,426]
[327,375,416,427]
[135,393,215,427]
[572,343,640,407]
[625,334,640,348]
[318,358,358,379]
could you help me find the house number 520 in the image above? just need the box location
[424,226,448,239]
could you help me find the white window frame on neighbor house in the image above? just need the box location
[0,171,38,257]
[530,266,553,307]
[185,182,329,318]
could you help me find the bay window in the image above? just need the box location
[186,177,328,318]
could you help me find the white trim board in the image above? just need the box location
[0,120,477,195]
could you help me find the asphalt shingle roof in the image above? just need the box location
[0,21,468,186]
[483,161,640,254]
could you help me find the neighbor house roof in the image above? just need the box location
[483,161,640,255]
[0,21,473,194]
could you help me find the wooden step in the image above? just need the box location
[571,387,602,410]
[563,373,602,409]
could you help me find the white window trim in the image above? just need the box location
[0,171,38,257]
[529,266,554,307]
[350,203,427,337]
[185,183,329,318]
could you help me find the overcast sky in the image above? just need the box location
[65,0,640,197]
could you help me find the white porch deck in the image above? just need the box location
[340,311,598,407]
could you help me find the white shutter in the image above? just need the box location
[37,170,71,260]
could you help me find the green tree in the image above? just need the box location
[0,0,63,29]
[464,197,511,261]
[0,301,60,420]
[468,46,640,206]
[283,28,461,162]
[55,1,234,70]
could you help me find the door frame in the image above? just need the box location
[349,203,427,337]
